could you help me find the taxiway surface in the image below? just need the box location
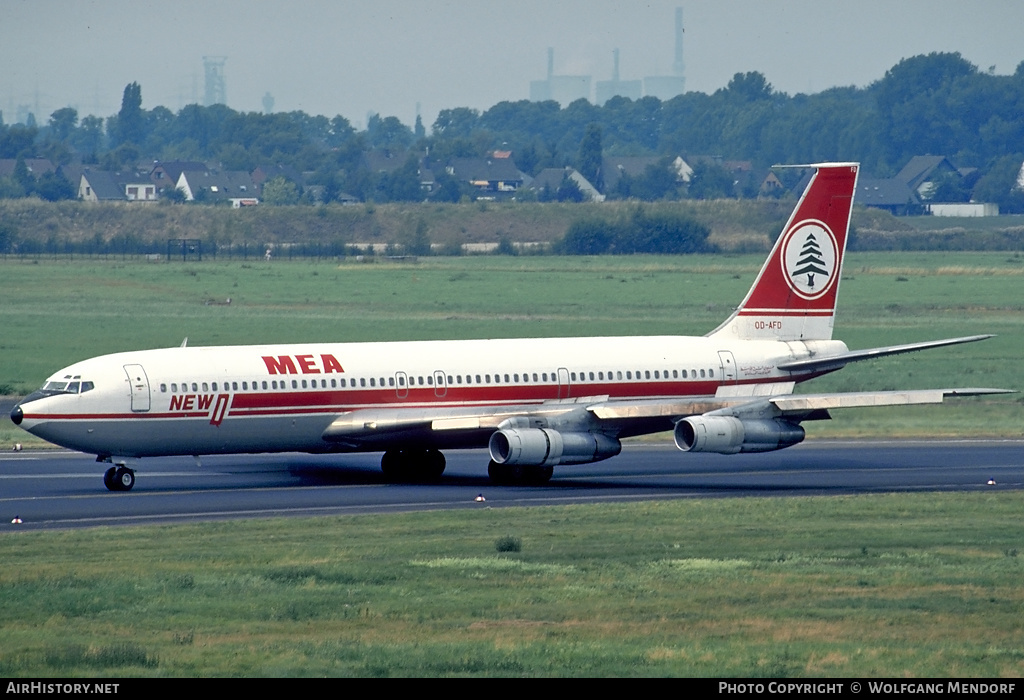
[2,440,1021,530]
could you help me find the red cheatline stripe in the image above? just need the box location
[23,375,818,422]
[737,308,834,316]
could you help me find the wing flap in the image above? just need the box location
[768,387,1011,413]
[588,398,742,420]
[778,334,994,373]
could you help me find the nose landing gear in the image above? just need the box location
[103,465,136,491]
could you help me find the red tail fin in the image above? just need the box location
[709,163,859,342]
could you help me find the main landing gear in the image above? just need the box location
[487,461,554,485]
[103,465,136,491]
[378,449,556,485]
[381,449,446,482]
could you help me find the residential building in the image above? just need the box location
[525,167,604,202]
[78,168,155,202]
[176,168,258,206]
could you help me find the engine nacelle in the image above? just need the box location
[674,416,805,454]
[489,428,621,467]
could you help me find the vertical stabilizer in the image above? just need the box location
[708,163,859,342]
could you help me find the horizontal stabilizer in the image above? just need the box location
[777,334,994,373]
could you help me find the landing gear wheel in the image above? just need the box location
[487,460,524,484]
[524,465,553,484]
[382,449,446,482]
[381,449,403,478]
[487,461,553,485]
[111,466,135,491]
[424,449,446,480]
[103,467,118,491]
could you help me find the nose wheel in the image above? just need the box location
[103,465,136,491]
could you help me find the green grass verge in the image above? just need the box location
[1,493,1022,677]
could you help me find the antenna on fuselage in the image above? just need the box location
[180,337,189,348]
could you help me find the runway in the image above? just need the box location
[2,439,1022,530]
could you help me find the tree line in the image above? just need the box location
[2,52,1024,209]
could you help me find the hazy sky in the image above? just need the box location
[3,0,1023,130]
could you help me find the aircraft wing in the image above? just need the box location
[777,334,994,373]
[322,385,1013,448]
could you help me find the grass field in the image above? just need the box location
[1,253,1023,677]
[2,252,1022,446]
[1,493,1022,677]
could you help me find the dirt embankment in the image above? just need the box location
[3,198,1022,254]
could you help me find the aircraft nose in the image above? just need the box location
[10,404,23,426]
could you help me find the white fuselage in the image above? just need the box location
[17,335,843,459]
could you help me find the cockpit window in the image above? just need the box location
[40,380,93,395]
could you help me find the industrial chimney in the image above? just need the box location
[673,7,685,78]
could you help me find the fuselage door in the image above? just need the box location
[433,370,447,398]
[557,367,571,399]
[123,364,151,412]
[717,351,737,384]
[395,371,409,399]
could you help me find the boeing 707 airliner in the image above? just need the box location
[10,163,1006,491]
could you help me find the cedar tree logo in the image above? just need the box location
[780,219,839,300]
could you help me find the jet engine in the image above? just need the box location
[674,416,805,454]
[488,428,621,467]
